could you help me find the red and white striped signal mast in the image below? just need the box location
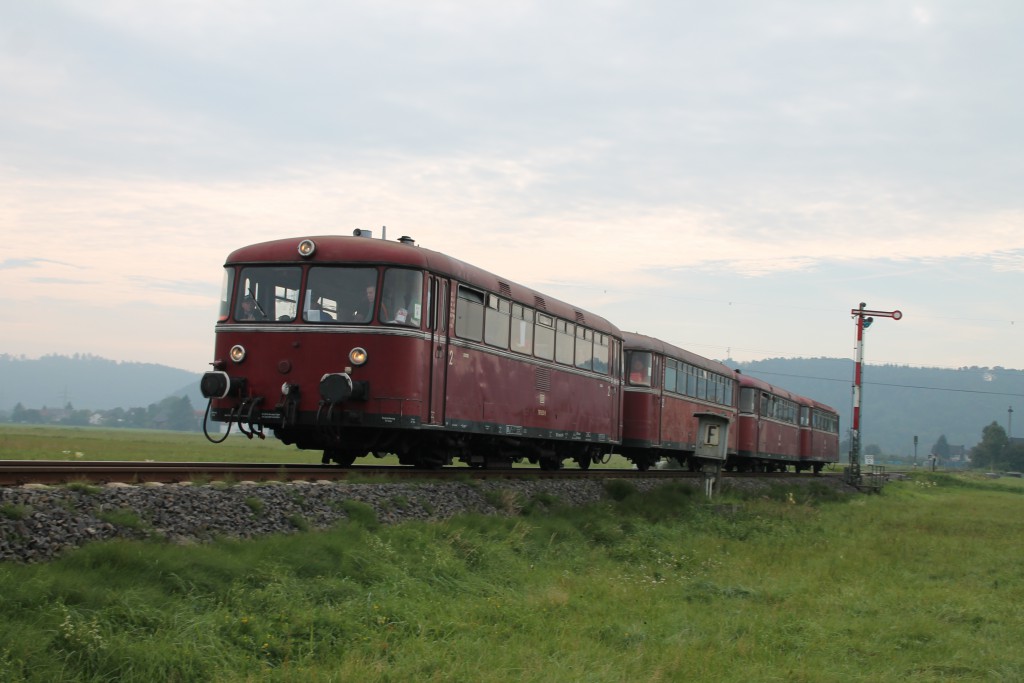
[849,302,902,484]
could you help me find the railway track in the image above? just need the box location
[0,460,837,487]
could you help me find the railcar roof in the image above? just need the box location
[737,374,838,413]
[225,235,620,334]
[621,331,737,377]
[736,372,804,403]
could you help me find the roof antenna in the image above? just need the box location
[382,225,386,241]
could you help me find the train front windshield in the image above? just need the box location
[230,265,423,326]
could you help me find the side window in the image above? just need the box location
[739,387,756,414]
[697,370,708,400]
[714,374,726,404]
[455,285,485,341]
[760,393,771,418]
[511,304,533,355]
[534,314,555,360]
[218,268,234,322]
[484,294,511,348]
[574,327,593,370]
[665,359,678,394]
[593,334,609,374]
[555,320,575,365]
[381,268,424,327]
[685,364,697,397]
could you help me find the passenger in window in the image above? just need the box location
[239,296,262,321]
[343,284,381,323]
[308,298,335,322]
[629,357,650,385]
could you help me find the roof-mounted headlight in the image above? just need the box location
[297,239,316,258]
[348,347,368,366]
[230,345,247,363]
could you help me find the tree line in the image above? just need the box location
[4,397,1021,469]
[967,422,1024,472]
[5,396,201,432]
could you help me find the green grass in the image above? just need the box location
[0,424,638,469]
[0,423,303,462]
[0,473,1022,681]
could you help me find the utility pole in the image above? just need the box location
[848,302,902,486]
[1009,406,1014,439]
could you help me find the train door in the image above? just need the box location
[610,337,622,441]
[427,275,450,426]
[654,354,664,446]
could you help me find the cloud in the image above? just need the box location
[1,1,1022,370]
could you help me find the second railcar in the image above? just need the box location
[620,332,739,470]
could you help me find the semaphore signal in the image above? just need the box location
[848,302,902,487]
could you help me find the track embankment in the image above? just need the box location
[0,466,858,564]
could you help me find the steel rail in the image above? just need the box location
[0,460,837,487]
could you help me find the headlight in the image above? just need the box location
[230,345,247,363]
[297,239,316,258]
[348,347,368,366]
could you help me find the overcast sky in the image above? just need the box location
[2,0,1022,374]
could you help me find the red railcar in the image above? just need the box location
[798,397,841,473]
[736,373,808,472]
[620,332,739,470]
[200,233,622,468]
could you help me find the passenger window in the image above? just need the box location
[592,334,609,374]
[534,314,554,360]
[455,285,485,341]
[665,359,678,393]
[511,305,534,355]
[739,387,756,413]
[555,320,575,365]
[484,294,511,348]
[574,327,593,370]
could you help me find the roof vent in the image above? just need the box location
[398,236,416,246]
[353,228,373,238]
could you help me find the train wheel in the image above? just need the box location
[324,449,358,467]
[575,457,591,470]
[635,460,651,471]
[539,458,562,471]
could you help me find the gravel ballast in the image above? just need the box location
[0,476,856,564]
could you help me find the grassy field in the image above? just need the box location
[0,423,641,468]
[0,469,1022,681]
[0,424,307,463]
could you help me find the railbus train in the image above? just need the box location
[200,232,839,472]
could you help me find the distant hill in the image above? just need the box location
[1,353,1020,456]
[0,354,203,413]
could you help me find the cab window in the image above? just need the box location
[305,267,377,323]
[627,351,652,386]
[236,266,301,322]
